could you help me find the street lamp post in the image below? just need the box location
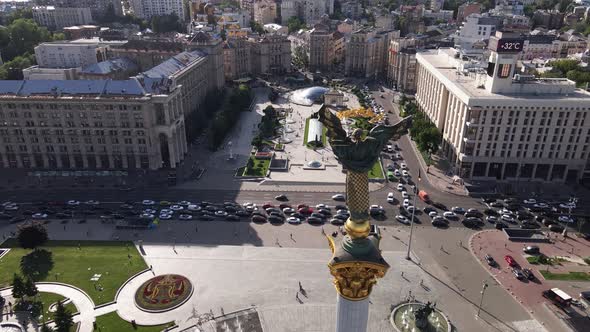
[477,281,489,317]
[405,185,418,260]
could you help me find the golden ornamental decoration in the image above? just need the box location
[328,261,388,301]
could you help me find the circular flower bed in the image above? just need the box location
[134,274,193,312]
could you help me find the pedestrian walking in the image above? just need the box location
[296,292,300,301]
[63,225,66,231]
[195,226,198,233]
[290,233,293,240]
[401,271,404,277]
[440,245,444,251]
[459,240,462,247]
[298,281,303,291]
[420,279,423,286]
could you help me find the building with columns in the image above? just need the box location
[0,79,186,170]
[415,31,590,183]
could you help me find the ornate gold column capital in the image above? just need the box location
[328,260,388,301]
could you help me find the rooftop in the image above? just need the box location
[417,48,590,103]
[81,57,139,75]
[138,50,206,94]
[0,79,147,98]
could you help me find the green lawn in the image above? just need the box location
[419,150,434,166]
[94,312,174,332]
[368,160,385,179]
[37,291,78,322]
[539,270,590,281]
[0,240,147,305]
[242,157,270,176]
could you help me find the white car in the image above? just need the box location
[385,193,394,203]
[403,199,410,208]
[143,209,157,215]
[397,184,404,191]
[287,217,302,224]
[283,207,295,214]
[84,200,99,205]
[402,170,410,177]
[400,163,408,170]
[558,215,574,223]
[386,144,394,152]
[187,204,201,211]
[394,169,402,177]
[332,194,345,201]
[67,200,80,206]
[523,198,536,205]
[177,201,192,206]
[533,203,549,208]
[501,214,515,223]
[159,214,172,220]
[559,203,576,210]
[396,215,410,224]
[316,204,329,210]
[32,213,48,219]
[443,211,456,219]
[3,204,18,211]
[242,202,254,207]
[159,209,172,215]
[170,205,184,211]
[179,214,193,220]
[140,213,155,219]
[429,211,438,218]
[394,153,402,159]
[401,191,409,199]
[142,200,155,206]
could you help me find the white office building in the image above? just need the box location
[32,6,93,30]
[129,0,186,21]
[34,40,108,69]
[415,32,590,183]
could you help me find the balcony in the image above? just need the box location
[463,136,476,144]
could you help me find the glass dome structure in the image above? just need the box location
[290,86,329,106]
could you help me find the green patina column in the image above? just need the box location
[314,105,412,332]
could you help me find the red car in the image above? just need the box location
[504,255,518,267]
[297,204,308,209]
[298,206,313,214]
[262,203,274,209]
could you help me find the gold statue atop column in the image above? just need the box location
[314,105,412,303]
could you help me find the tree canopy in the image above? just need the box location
[287,17,305,33]
[151,13,183,33]
[17,221,49,250]
[54,301,74,332]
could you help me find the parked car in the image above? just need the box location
[251,215,267,223]
[307,217,323,225]
[369,205,384,215]
[397,183,405,191]
[484,254,497,266]
[451,206,465,214]
[484,208,499,216]
[432,202,448,211]
[330,218,344,225]
[387,192,395,203]
[512,268,525,280]
[396,215,410,224]
[443,211,457,219]
[549,224,565,232]
[431,216,447,227]
[523,245,540,255]
[505,255,518,267]
[486,216,498,223]
[522,268,535,280]
[275,194,288,201]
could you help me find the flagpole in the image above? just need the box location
[406,169,420,261]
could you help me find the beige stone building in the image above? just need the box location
[32,6,93,30]
[0,79,186,170]
[253,0,277,25]
[223,37,252,81]
[250,34,291,75]
[387,38,417,93]
[345,29,400,79]
[308,24,345,72]
[110,40,187,71]
[415,32,590,183]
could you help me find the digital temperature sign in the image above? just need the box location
[490,38,524,53]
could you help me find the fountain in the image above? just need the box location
[279,111,293,143]
[390,301,452,332]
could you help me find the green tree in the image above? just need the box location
[0,53,35,80]
[16,221,49,250]
[53,301,74,332]
[417,127,441,153]
[2,8,33,26]
[12,274,26,299]
[220,29,227,40]
[40,324,54,332]
[24,277,38,299]
[6,19,51,59]
[287,16,304,32]
[151,13,182,33]
[51,32,66,41]
[558,0,573,12]
[250,21,265,34]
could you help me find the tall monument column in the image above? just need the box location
[315,105,411,332]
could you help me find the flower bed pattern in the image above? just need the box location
[134,274,193,313]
